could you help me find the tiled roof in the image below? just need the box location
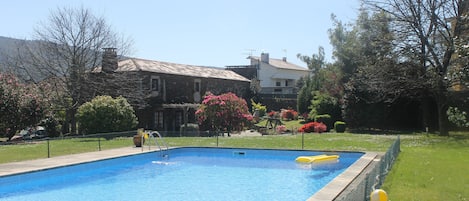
[95,58,250,82]
[248,56,310,71]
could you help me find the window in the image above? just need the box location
[285,80,289,86]
[276,81,281,86]
[154,111,163,129]
[151,76,160,91]
[194,79,201,92]
[274,88,282,92]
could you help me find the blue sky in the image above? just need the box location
[1,0,360,67]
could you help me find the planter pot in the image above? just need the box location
[133,135,145,147]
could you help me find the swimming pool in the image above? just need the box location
[0,147,364,201]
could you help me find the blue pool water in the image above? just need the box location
[0,147,363,201]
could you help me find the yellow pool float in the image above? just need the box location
[295,154,339,163]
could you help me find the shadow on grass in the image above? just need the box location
[348,128,423,135]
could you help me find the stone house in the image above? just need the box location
[227,53,311,110]
[91,48,251,134]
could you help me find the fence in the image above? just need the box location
[335,136,400,201]
[1,130,137,161]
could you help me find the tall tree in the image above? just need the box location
[365,0,467,135]
[296,47,325,114]
[297,47,343,119]
[10,6,132,135]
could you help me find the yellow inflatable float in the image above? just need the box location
[295,154,339,163]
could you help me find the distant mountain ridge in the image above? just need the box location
[0,36,44,80]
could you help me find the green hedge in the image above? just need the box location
[315,114,332,131]
[334,121,346,133]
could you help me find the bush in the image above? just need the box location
[334,121,346,133]
[268,111,278,119]
[308,91,341,123]
[251,99,267,117]
[298,122,327,133]
[76,96,138,134]
[276,125,287,133]
[281,109,298,120]
[314,114,332,131]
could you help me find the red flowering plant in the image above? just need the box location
[196,92,253,132]
[267,111,277,118]
[298,122,327,133]
[281,109,298,120]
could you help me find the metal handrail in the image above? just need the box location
[143,130,169,158]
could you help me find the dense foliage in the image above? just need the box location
[251,99,267,117]
[281,109,298,120]
[447,107,469,128]
[0,73,45,140]
[76,96,138,134]
[196,92,253,132]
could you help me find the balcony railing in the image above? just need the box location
[259,87,297,95]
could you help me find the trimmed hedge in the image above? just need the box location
[315,114,332,131]
[334,121,346,133]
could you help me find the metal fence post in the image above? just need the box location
[301,132,304,150]
[216,132,219,147]
[98,138,101,151]
[47,139,50,158]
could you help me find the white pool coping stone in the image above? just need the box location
[307,152,379,201]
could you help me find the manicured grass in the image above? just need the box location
[166,133,396,151]
[0,137,132,163]
[381,132,469,201]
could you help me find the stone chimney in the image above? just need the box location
[260,52,269,64]
[102,48,118,73]
[282,57,287,62]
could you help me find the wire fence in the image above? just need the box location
[1,130,138,161]
[335,136,400,201]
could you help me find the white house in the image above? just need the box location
[248,53,311,95]
[226,52,311,110]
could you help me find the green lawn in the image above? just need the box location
[1,132,468,201]
[381,132,469,201]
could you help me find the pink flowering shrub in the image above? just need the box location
[0,73,45,140]
[276,125,287,133]
[196,92,253,131]
[298,122,327,133]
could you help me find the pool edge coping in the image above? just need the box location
[306,152,379,201]
[0,147,158,177]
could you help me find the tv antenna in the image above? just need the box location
[243,48,257,56]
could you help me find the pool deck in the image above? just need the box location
[0,147,156,177]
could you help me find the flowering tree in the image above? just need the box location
[196,92,253,133]
[0,73,45,140]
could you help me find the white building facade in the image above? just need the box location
[249,53,311,95]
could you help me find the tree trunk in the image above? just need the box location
[436,80,449,136]
[70,108,77,135]
[437,100,449,136]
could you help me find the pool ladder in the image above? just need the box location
[143,130,169,158]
